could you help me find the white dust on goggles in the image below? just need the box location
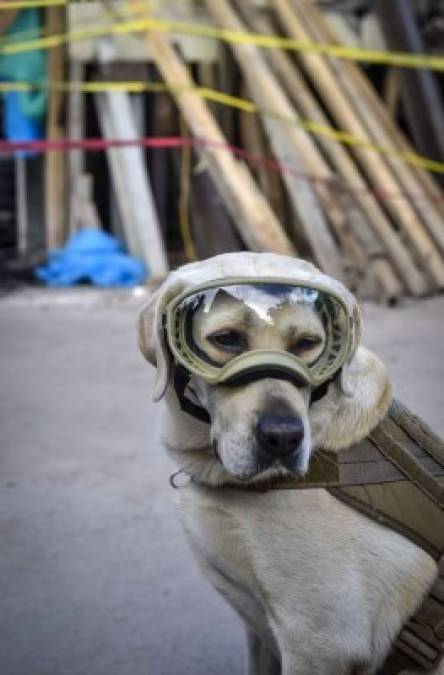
[164,279,354,389]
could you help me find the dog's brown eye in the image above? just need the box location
[208,330,247,354]
[289,335,322,355]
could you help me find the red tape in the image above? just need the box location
[0,134,442,206]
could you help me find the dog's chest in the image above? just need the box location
[178,483,437,662]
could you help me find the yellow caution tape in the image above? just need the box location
[2,78,444,175]
[0,3,147,46]
[1,13,444,72]
[0,0,65,7]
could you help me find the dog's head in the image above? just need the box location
[139,253,392,485]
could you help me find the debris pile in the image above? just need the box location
[1,0,443,299]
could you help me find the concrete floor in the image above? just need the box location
[1,289,443,675]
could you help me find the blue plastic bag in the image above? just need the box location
[36,229,148,288]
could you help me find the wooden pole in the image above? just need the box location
[95,89,169,278]
[67,61,85,234]
[205,0,347,282]
[303,0,444,254]
[45,6,66,250]
[142,29,295,256]
[189,168,243,258]
[376,0,444,169]
[272,0,444,292]
[234,0,403,299]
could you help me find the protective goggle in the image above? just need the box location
[164,278,354,389]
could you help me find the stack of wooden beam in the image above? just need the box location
[142,0,444,301]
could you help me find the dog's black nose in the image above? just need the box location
[256,413,304,457]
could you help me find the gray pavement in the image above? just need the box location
[1,289,443,675]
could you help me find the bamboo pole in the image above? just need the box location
[304,0,444,226]
[205,0,353,282]
[303,0,444,254]
[272,0,444,292]
[239,86,287,226]
[142,30,294,256]
[376,0,444,167]
[45,6,66,250]
[379,118,444,224]
[234,0,403,300]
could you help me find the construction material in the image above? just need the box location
[239,91,287,228]
[142,26,295,256]
[45,5,65,250]
[272,0,444,293]
[67,60,85,234]
[15,156,28,258]
[376,0,444,171]
[205,0,346,282]
[234,0,402,299]
[301,0,444,258]
[95,88,168,279]
[189,167,243,259]
[6,0,442,301]
[70,173,102,232]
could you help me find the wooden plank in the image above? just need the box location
[305,0,444,256]
[296,1,444,273]
[376,0,444,170]
[94,89,169,279]
[95,93,140,256]
[68,1,219,63]
[45,6,66,250]
[305,1,444,252]
[141,28,295,256]
[189,165,243,258]
[70,173,102,231]
[67,60,85,234]
[15,157,28,258]
[239,89,287,228]
[271,0,439,295]
[204,0,345,282]
[148,88,176,239]
[236,0,403,299]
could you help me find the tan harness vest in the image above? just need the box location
[223,400,444,674]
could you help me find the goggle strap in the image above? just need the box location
[172,365,340,425]
[173,365,211,424]
[309,372,339,407]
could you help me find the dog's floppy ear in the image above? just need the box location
[138,280,183,402]
[311,301,391,451]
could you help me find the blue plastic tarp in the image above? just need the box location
[36,229,148,288]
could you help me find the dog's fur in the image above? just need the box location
[139,253,441,675]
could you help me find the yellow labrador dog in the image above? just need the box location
[139,253,440,675]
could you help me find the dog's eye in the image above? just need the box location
[207,329,247,353]
[289,335,322,355]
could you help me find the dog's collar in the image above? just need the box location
[170,449,339,492]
